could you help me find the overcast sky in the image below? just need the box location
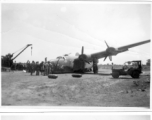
[1,115,150,120]
[1,2,151,64]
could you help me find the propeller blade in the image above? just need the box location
[109,56,112,61]
[104,56,107,61]
[81,46,84,55]
[105,41,109,48]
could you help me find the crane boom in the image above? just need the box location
[12,44,32,61]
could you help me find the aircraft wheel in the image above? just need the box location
[131,71,139,78]
[112,72,119,78]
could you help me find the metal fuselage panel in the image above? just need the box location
[49,55,93,73]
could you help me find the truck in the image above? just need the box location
[112,60,142,79]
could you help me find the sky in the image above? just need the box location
[1,2,151,64]
[1,115,150,120]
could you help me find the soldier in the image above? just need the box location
[40,61,44,75]
[48,61,52,74]
[44,57,49,76]
[35,61,40,76]
[26,60,30,73]
[111,62,113,69]
[44,61,49,76]
[30,61,35,75]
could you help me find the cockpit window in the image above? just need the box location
[56,56,66,60]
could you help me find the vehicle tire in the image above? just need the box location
[112,72,119,78]
[72,74,82,78]
[48,74,58,79]
[131,71,139,78]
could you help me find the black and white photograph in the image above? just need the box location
[1,2,151,107]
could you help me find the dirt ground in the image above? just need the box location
[2,68,150,107]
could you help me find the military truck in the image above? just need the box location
[112,60,142,78]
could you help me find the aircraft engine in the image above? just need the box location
[104,41,118,61]
[78,46,91,64]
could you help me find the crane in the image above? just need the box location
[1,44,32,69]
[12,44,32,61]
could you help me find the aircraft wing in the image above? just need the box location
[91,50,108,59]
[117,39,150,51]
[90,39,150,60]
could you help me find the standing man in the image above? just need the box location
[26,60,30,73]
[35,61,40,76]
[30,61,35,76]
[111,62,114,69]
[40,61,44,75]
[44,57,48,76]
[48,61,52,74]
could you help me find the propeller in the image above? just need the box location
[109,55,112,61]
[81,46,84,54]
[104,56,107,61]
[103,41,115,61]
[103,40,130,61]
[105,41,110,48]
[79,46,90,64]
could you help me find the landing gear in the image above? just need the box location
[93,64,98,74]
[93,58,98,74]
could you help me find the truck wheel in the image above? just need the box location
[131,71,139,78]
[112,72,119,78]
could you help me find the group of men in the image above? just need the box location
[26,59,53,76]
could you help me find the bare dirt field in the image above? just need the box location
[2,69,150,107]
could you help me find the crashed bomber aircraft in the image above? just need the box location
[49,40,150,74]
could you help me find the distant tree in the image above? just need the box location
[1,53,13,67]
[146,59,150,66]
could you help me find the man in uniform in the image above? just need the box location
[44,58,48,76]
[48,61,52,74]
[40,61,44,75]
[35,61,40,76]
[26,60,30,73]
[30,61,35,75]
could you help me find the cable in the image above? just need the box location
[23,29,102,51]
[52,14,105,48]
[12,45,27,55]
